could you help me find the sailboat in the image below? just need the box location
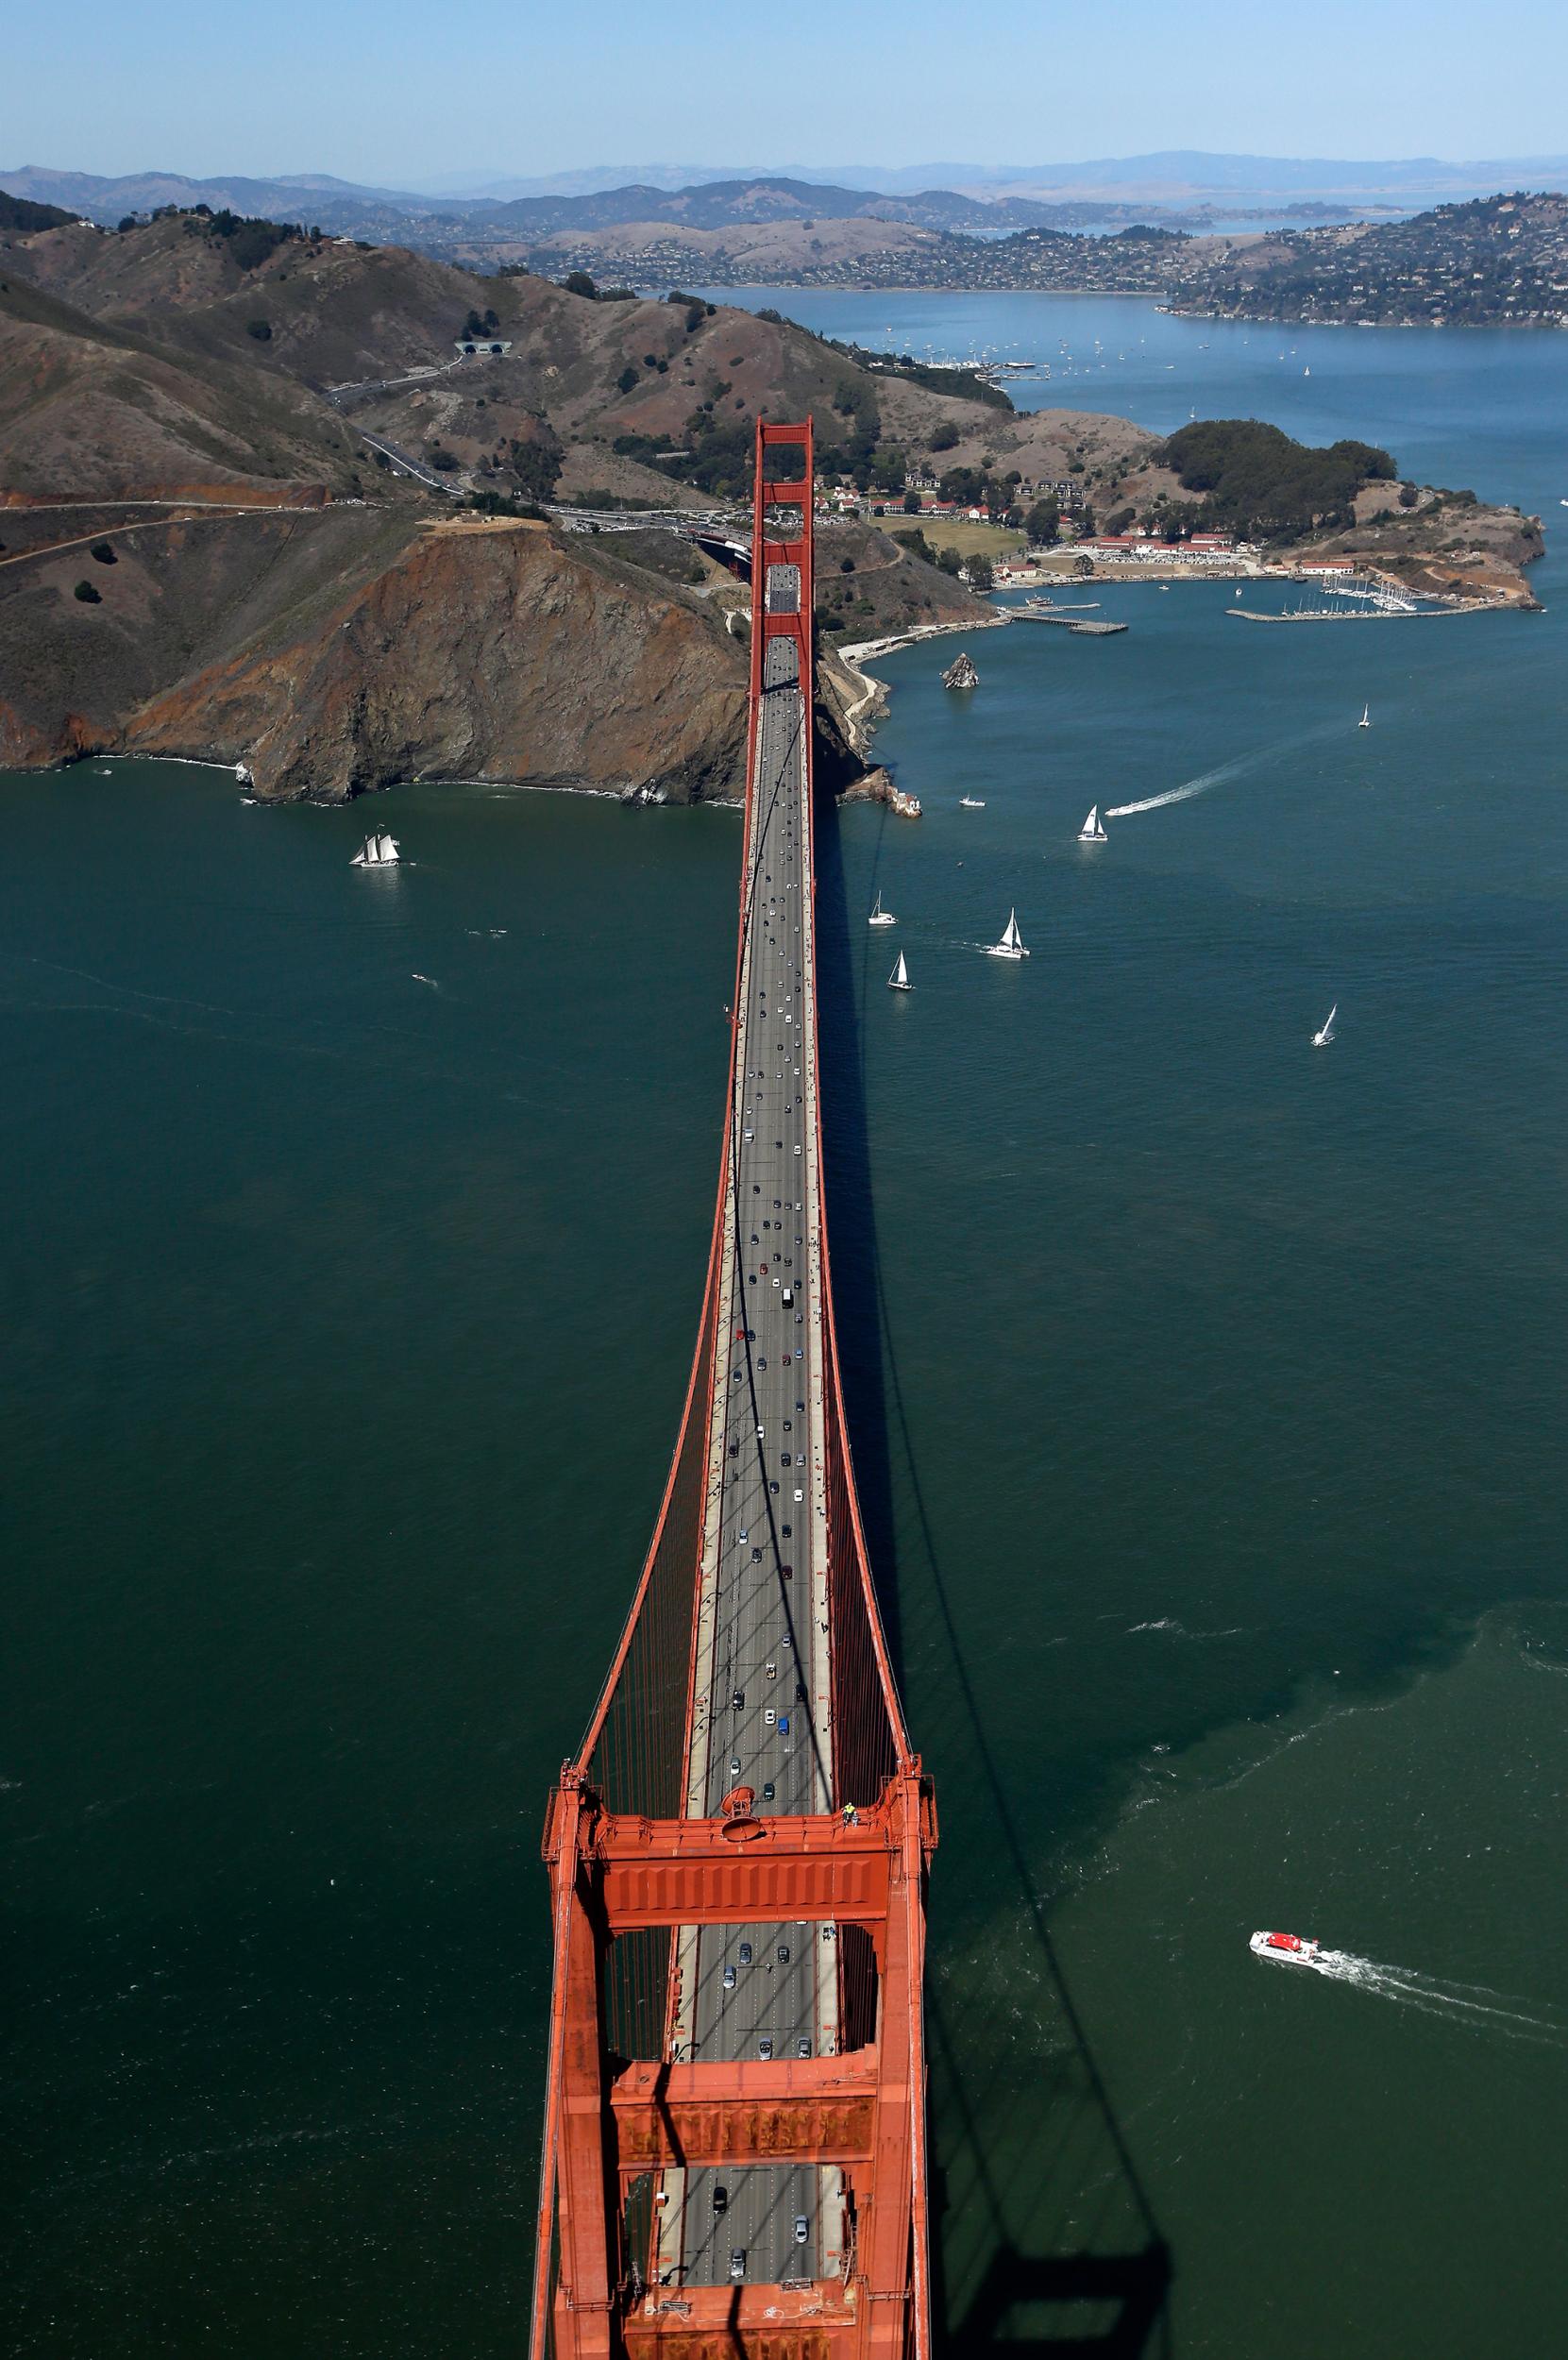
[888,952,912,991]
[984,910,1029,961]
[351,830,400,867]
[1078,806,1107,843]
[868,890,896,927]
[1311,1003,1338,1048]
[1357,703,1371,729]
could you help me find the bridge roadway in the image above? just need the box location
[652,610,843,2297]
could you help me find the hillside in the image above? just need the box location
[7,212,1102,510]
[0,211,1540,806]
[0,216,997,799]
[1176,192,1568,327]
[0,504,737,796]
[439,188,1568,323]
[0,190,76,233]
[463,214,1246,295]
[0,272,374,499]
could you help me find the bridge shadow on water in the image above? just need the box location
[812,769,1174,2358]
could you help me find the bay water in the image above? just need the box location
[7,294,1568,2354]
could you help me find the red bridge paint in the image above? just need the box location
[530,423,936,2360]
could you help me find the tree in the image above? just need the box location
[937,465,987,509]
[117,214,136,232]
[967,554,994,592]
[73,580,101,602]
[929,422,959,452]
[563,269,598,298]
[90,540,117,565]
[1024,497,1059,547]
[246,318,272,341]
[869,444,905,495]
[902,489,922,514]
[469,490,548,521]
[1156,418,1399,543]
[935,548,964,577]
[511,439,565,500]
[616,365,639,393]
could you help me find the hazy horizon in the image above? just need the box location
[9,0,1568,187]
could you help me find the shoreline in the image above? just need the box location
[835,610,1009,671]
[830,612,1008,747]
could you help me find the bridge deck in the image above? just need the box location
[533,424,932,2360]
[657,620,839,2292]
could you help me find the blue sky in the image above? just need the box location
[8,0,1568,184]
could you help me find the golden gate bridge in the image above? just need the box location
[530,419,936,2360]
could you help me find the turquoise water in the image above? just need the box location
[8,302,1568,2353]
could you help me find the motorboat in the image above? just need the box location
[887,952,912,991]
[1311,1003,1338,1049]
[959,795,986,809]
[352,830,400,867]
[984,910,1028,961]
[868,891,896,928]
[1078,805,1107,843]
[1250,1930,1325,1968]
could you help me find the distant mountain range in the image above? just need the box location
[8,152,1568,247]
[408,152,1568,202]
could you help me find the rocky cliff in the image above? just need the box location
[0,506,778,801]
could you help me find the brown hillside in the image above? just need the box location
[10,217,1027,491]
[0,274,372,498]
[0,502,775,801]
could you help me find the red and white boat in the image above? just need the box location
[1250,1930,1325,1968]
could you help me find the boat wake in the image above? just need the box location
[1105,719,1344,820]
[1299,1949,1568,2044]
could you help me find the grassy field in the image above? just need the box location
[877,514,1027,560]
